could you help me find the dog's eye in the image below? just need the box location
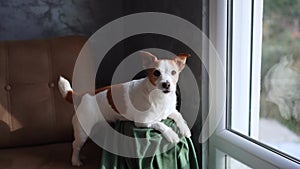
[153,70,161,77]
[171,70,177,75]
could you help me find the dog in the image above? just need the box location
[58,51,191,166]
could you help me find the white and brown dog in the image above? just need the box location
[58,51,191,166]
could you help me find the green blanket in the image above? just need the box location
[100,119,199,169]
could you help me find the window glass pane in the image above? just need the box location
[229,0,300,162]
[216,150,252,169]
[260,0,300,160]
[226,156,252,169]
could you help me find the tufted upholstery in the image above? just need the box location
[0,36,88,147]
[0,36,101,169]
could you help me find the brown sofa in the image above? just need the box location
[0,36,101,169]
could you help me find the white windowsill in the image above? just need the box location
[211,130,300,169]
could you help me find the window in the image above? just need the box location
[208,0,300,168]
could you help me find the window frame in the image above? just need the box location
[208,0,300,168]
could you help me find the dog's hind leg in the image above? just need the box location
[71,116,88,167]
[71,94,99,166]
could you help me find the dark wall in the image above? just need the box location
[0,0,205,40]
[122,0,203,28]
[0,0,123,40]
[95,0,205,86]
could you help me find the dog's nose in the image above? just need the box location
[162,81,170,89]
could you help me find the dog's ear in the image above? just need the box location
[140,51,158,68]
[174,53,190,71]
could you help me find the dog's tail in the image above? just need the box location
[58,76,74,104]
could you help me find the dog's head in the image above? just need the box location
[140,51,189,94]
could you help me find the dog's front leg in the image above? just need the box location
[168,111,191,138]
[135,122,180,143]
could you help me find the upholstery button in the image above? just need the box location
[5,85,11,91]
[49,82,55,88]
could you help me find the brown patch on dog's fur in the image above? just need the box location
[106,87,120,114]
[94,86,110,94]
[147,68,158,86]
[64,91,83,105]
[95,85,122,114]
[174,54,190,71]
[65,91,74,103]
[177,53,191,58]
[64,85,121,114]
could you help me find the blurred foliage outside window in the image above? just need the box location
[260,0,300,160]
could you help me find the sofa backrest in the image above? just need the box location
[0,36,87,148]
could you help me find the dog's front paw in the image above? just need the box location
[177,120,191,138]
[162,129,180,143]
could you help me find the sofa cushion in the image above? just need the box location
[0,36,87,148]
[0,141,101,169]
